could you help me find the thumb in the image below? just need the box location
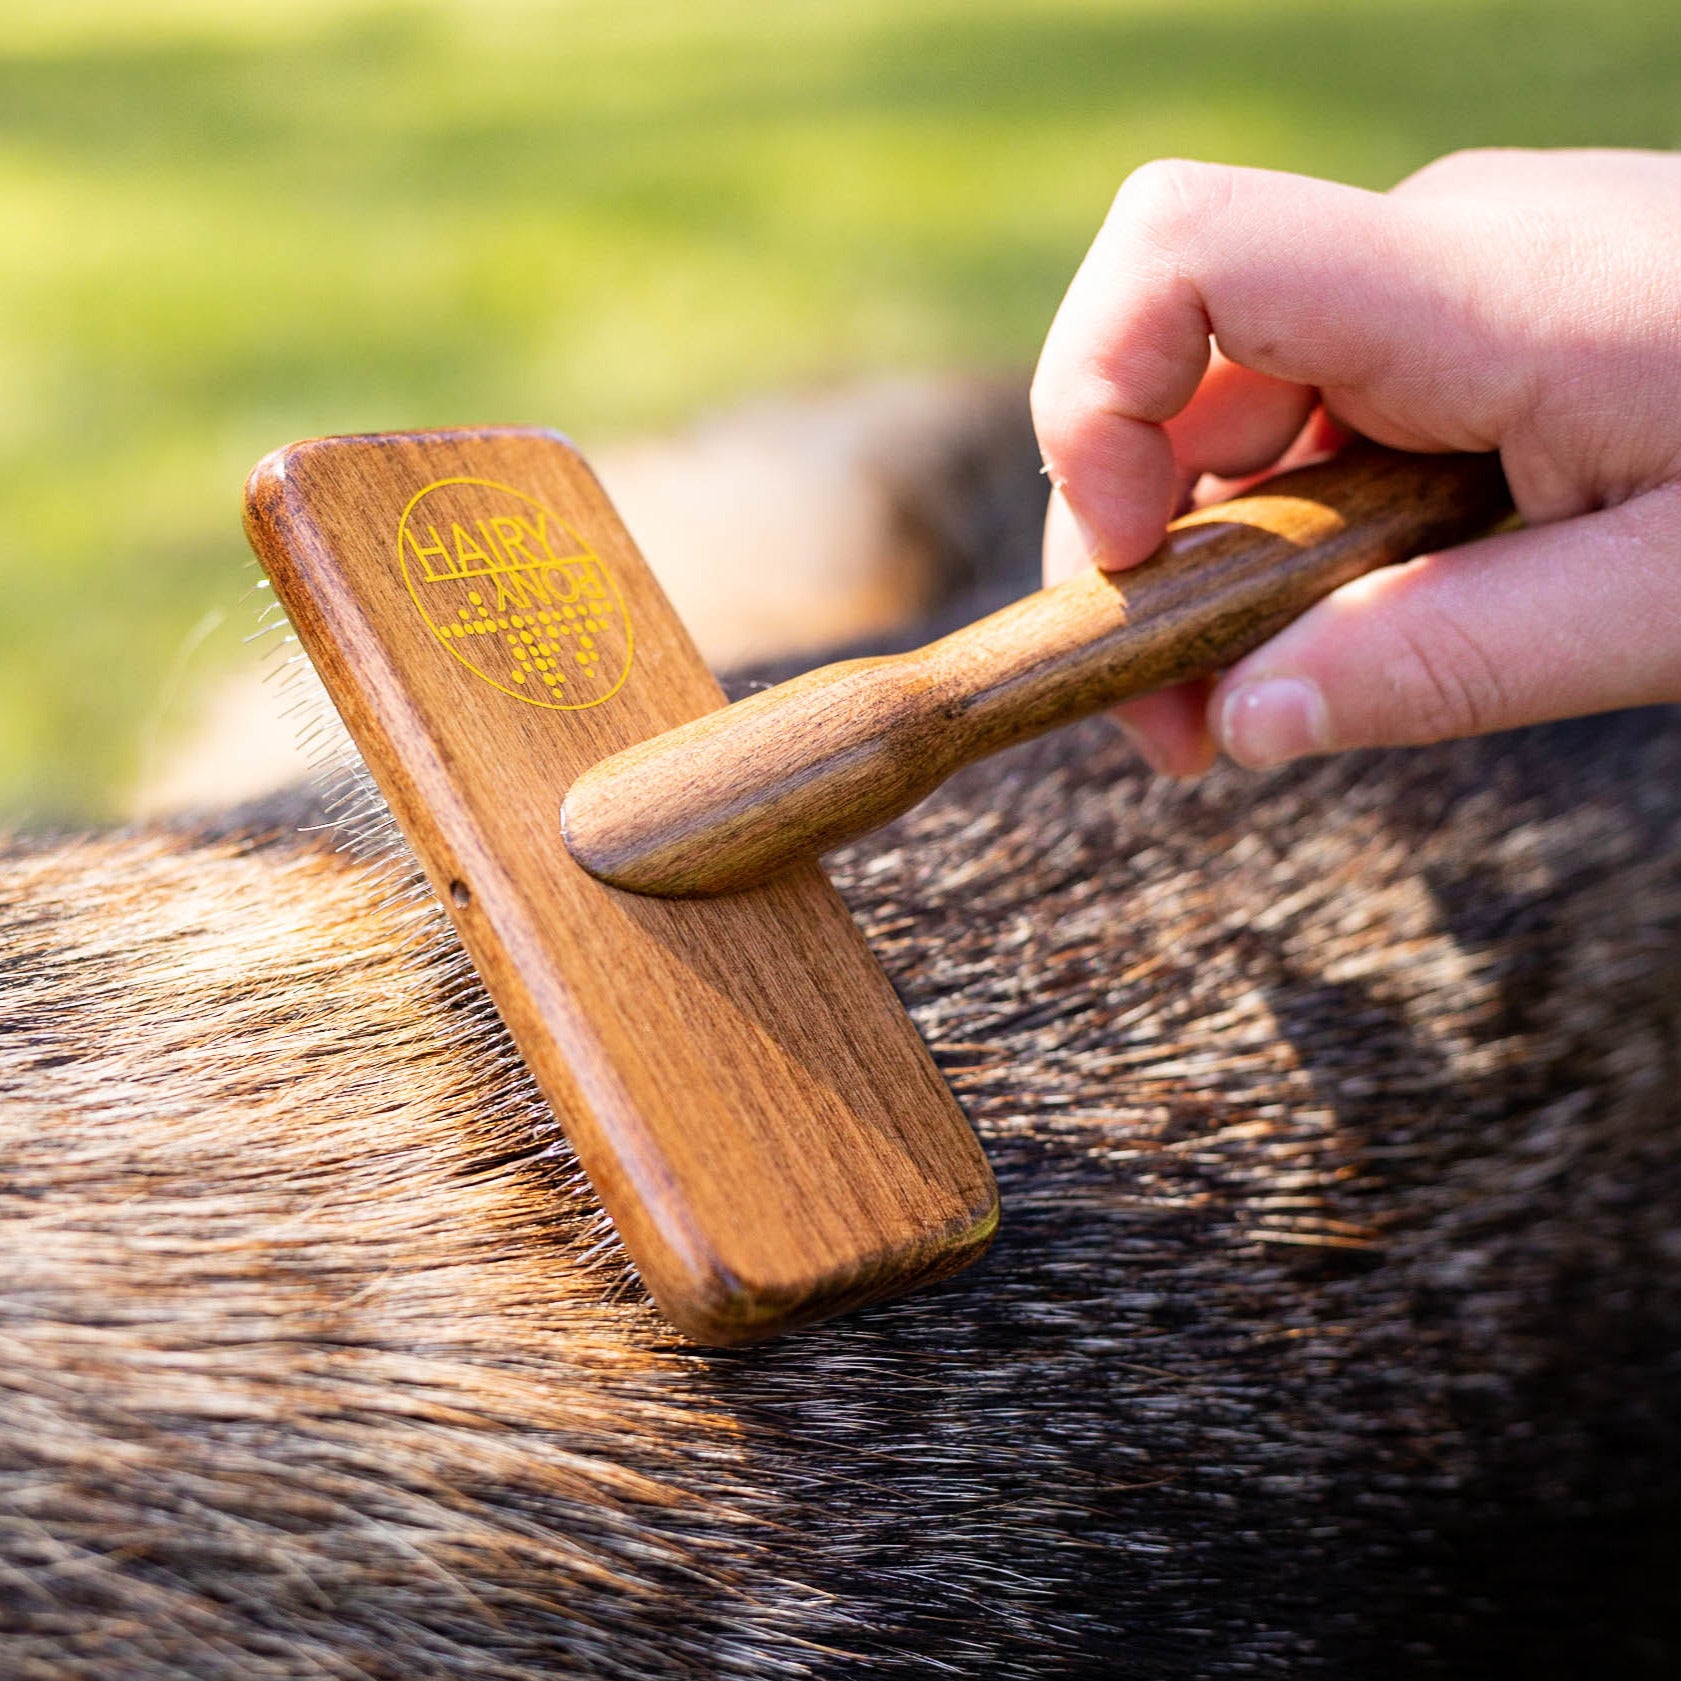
[1208,485,1681,768]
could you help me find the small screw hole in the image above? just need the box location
[449,880,471,909]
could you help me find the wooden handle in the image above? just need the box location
[562,443,1514,896]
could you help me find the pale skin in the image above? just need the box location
[1031,148,1681,776]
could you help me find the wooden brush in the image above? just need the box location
[245,428,998,1346]
[561,443,1513,897]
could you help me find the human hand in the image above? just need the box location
[1030,148,1681,776]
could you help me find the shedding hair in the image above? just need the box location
[2,689,1680,1677]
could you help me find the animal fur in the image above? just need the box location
[2,689,1678,1677]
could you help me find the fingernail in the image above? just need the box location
[1218,676,1330,769]
[1044,487,1106,585]
[1065,499,1106,565]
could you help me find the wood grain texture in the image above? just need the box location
[244,428,997,1345]
[562,443,1514,897]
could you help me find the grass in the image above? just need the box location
[1,0,1677,816]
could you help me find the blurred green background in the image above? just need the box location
[2,0,1677,817]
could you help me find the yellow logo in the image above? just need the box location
[397,476,633,709]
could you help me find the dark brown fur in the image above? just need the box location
[3,690,1678,1677]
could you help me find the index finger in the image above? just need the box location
[1029,159,1507,569]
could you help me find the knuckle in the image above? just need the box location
[1381,602,1511,744]
[1392,146,1505,196]
[1109,157,1233,252]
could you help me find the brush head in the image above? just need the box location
[242,427,997,1344]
